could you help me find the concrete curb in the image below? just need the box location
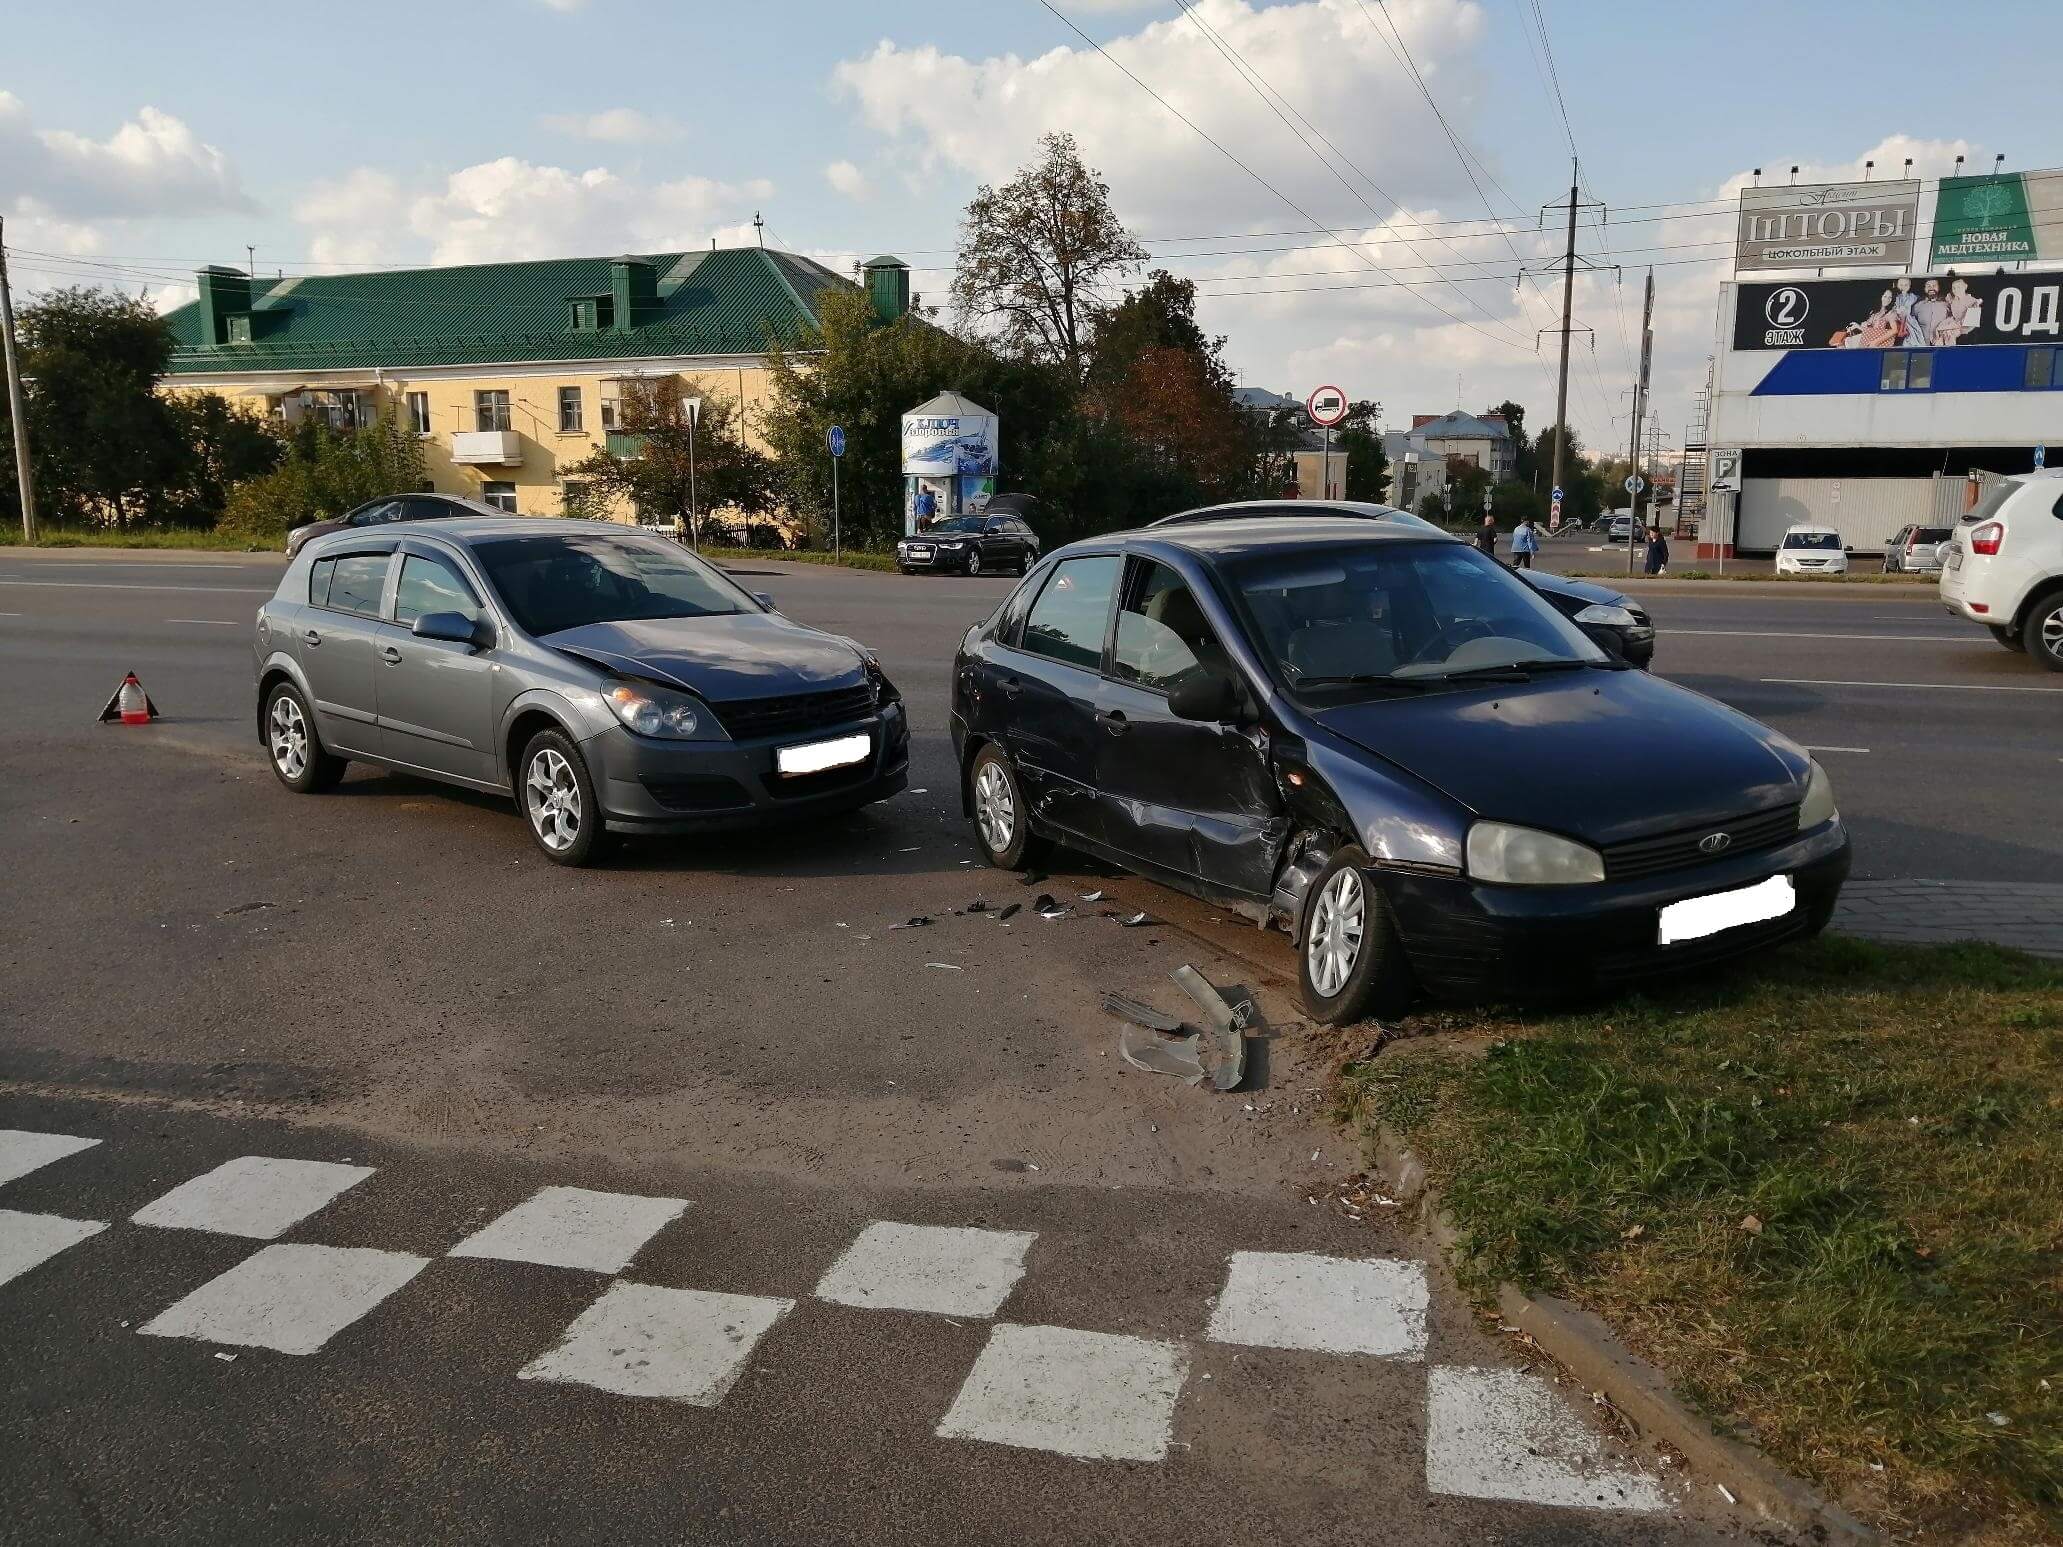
[1368,1125,1880,1544]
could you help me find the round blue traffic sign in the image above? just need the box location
[828,425,846,458]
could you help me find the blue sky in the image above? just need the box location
[6,0,2058,451]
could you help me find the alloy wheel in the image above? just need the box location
[269,695,308,780]
[1306,868,1366,998]
[2042,604,2063,663]
[969,550,983,577]
[974,761,1015,855]
[525,748,582,852]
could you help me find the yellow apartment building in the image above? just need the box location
[160,247,912,522]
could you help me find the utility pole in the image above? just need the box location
[1551,160,1579,508]
[0,217,37,542]
[1626,268,1655,578]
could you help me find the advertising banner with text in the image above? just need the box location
[1736,180,1921,272]
[1733,272,2062,350]
[1930,169,2063,265]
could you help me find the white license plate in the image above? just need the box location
[1657,874,1794,945]
[1946,547,1962,570]
[776,733,870,777]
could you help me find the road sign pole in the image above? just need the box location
[832,449,841,561]
[1322,425,1330,498]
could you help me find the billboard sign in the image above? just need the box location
[1736,179,1920,272]
[1930,169,2063,265]
[1733,271,2061,350]
[900,412,998,477]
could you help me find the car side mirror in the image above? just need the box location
[1169,667,1242,723]
[413,610,491,648]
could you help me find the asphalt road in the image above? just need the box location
[3,542,2050,1545]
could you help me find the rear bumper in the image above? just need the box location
[1375,820,1851,1002]
[583,701,910,833]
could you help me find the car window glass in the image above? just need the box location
[348,501,401,527]
[473,533,748,637]
[308,556,334,607]
[401,497,453,521]
[394,553,480,626]
[1020,555,1119,671]
[1114,561,1226,693]
[995,566,1041,644]
[1781,532,1840,550]
[1963,479,2022,524]
[324,553,390,617]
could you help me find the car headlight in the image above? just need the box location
[602,679,712,740]
[1798,758,1839,830]
[1574,603,1637,628]
[1466,821,1605,885]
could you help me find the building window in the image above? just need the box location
[481,482,518,513]
[599,396,621,431]
[406,391,430,435]
[1907,351,1933,390]
[557,386,584,433]
[570,296,614,330]
[227,315,252,344]
[1879,352,1908,391]
[1878,351,1933,391]
[2027,347,2059,390]
[475,390,511,432]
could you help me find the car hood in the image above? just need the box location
[1309,667,1806,845]
[541,613,868,702]
[1521,569,1629,608]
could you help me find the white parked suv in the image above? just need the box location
[1940,470,2063,670]
[1774,526,1848,575]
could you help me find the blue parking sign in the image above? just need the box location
[828,425,846,458]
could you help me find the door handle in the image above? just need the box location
[1096,708,1129,735]
[380,646,402,666]
[302,629,321,647]
[1000,676,1022,700]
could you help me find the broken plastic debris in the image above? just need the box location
[1986,1411,2009,1427]
[1078,890,1105,902]
[1716,1484,1736,1506]
[890,916,933,930]
[1118,911,1155,928]
[1117,1025,1207,1084]
[966,900,990,913]
[926,962,963,971]
[214,1352,237,1363]
[1101,992,1185,1034]
[1172,965,1247,1092]
[995,903,1022,922]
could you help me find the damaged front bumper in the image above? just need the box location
[1373,820,1851,1001]
[584,701,910,834]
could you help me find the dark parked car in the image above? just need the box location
[285,493,505,557]
[255,518,908,865]
[952,515,1848,1023]
[1153,501,1654,666]
[897,513,1041,576]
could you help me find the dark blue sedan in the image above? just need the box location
[951,515,1848,1022]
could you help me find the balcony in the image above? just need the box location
[605,430,647,460]
[451,430,523,466]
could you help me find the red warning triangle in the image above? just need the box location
[97,671,160,725]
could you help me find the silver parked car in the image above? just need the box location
[1883,524,1953,575]
[253,518,909,865]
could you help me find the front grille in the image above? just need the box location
[1600,805,1800,881]
[711,683,876,742]
[762,760,876,801]
[641,776,750,813]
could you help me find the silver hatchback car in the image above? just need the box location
[253,518,909,864]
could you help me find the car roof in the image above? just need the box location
[301,515,648,557]
[1782,523,1840,533]
[1102,513,1461,564]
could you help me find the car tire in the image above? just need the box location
[1297,846,1412,1026]
[263,681,346,793]
[519,727,605,866]
[968,549,984,578]
[968,744,1045,870]
[1989,623,2027,653]
[2023,592,2063,671]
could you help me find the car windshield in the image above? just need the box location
[473,533,749,636]
[1781,532,1841,550]
[926,517,986,534]
[1960,479,2023,524]
[1226,540,1607,691]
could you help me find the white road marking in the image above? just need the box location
[139,1243,428,1355]
[519,1282,794,1405]
[1803,745,1871,754]
[814,1221,1035,1317]
[164,618,241,627]
[1426,1367,1670,1512]
[0,1210,108,1288]
[131,1155,375,1239]
[1673,628,1968,643]
[1763,677,2063,694]
[0,579,272,595]
[0,1129,102,1187]
[447,1184,687,1274]
[1206,1251,1428,1358]
[1,561,266,571]
[938,1323,1189,1462]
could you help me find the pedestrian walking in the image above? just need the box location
[913,484,938,531]
[1474,513,1497,557]
[1511,516,1539,569]
[1644,524,1669,576]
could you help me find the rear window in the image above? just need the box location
[1913,527,1951,544]
[1961,479,2024,524]
[1781,531,1842,550]
[310,552,390,615]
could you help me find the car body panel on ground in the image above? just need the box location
[954,515,1847,1014]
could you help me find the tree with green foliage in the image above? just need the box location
[1488,399,1533,487]
[1336,399,1390,504]
[952,132,1147,379]
[560,377,771,542]
[1532,424,1605,523]
[217,409,426,544]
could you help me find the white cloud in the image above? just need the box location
[293,156,777,269]
[824,159,869,199]
[0,91,252,217]
[538,107,683,144]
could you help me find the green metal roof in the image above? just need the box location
[163,247,855,375]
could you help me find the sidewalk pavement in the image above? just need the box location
[1834,879,2063,959]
